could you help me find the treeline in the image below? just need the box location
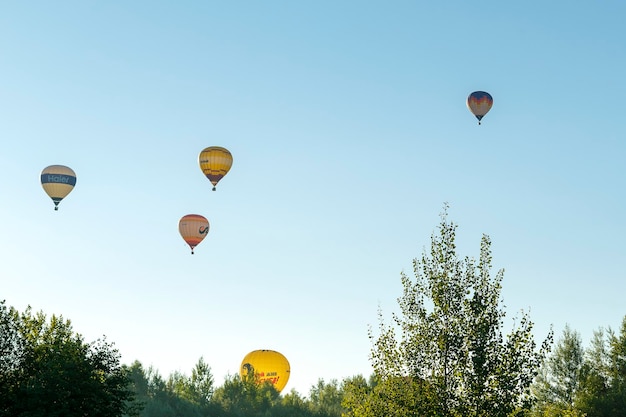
[125,358,355,417]
[132,317,626,417]
[0,298,356,417]
[3,296,626,417]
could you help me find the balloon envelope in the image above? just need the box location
[179,214,209,254]
[240,350,290,393]
[41,165,76,210]
[198,146,233,191]
[467,91,493,124]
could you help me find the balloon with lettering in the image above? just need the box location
[40,165,77,211]
[240,350,290,393]
[198,146,233,191]
[179,214,210,254]
[467,91,493,125]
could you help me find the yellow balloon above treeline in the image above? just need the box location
[198,146,233,191]
[240,350,290,393]
[40,165,76,211]
[179,214,210,254]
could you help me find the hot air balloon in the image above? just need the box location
[199,146,233,191]
[40,165,76,211]
[240,350,290,393]
[179,214,209,254]
[467,91,493,125]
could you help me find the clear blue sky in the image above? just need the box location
[2,1,625,396]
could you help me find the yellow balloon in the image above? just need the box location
[240,350,290,393]
[198,146,233,191]
[178,214,209,254]
[41,165,76,211]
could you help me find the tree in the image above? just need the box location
[343,373,439,417]
[272,389,311,417]
[576,317,626,417]
[0,303,137,417]
[354,206,552,417]
[187,356,215,406]
[138,366,179,417]
[212,373,281,417]
[163,358,215,416]
[307,378,344,416]
[125,360,219,417]
[0,301,25,417]
[531,325,584,416]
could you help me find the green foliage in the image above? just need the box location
[530,317,626,417]
[124,359,218,417]
[126,364,360,417]
[0,301,25,416]
[308,379,345,417]
[0,301,137,417]
[343,374,439,417]
[360,206,552,417]
[124,360,352,417]
[575,317,626,417]
[273,389,310,417]
[212,373,280,417]
[532,325,584,416]
[167,357,214,407]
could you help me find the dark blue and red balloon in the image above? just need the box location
[467,91,493,125]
